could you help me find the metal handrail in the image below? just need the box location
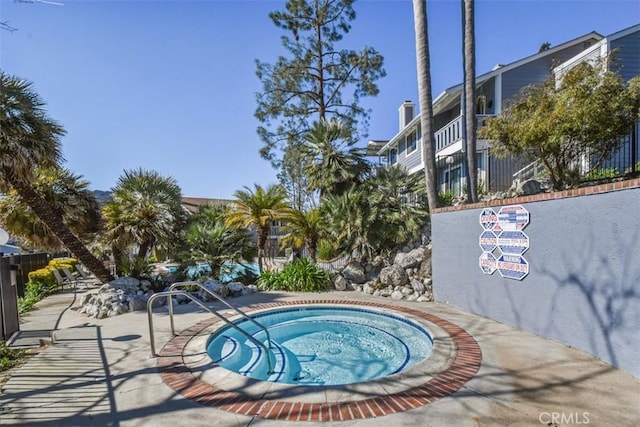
[146,290,274,374]
[169,281,272,350]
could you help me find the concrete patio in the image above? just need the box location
[1,286,638,426]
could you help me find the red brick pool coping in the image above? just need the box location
[157,300,482,421]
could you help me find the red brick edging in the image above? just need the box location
[157,300,482,421]
[432,177,640,214]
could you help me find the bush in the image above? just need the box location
[27,268,57,289]
[438,191,455,207]
[257,259,331,292]
[48,257,78,271]
[316,239,340,261]
[582,167,619,181]
[0,341,26,372]
[18,281,49,315]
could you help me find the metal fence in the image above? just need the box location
[436,122,639,194]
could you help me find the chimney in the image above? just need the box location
[398,100,415,131]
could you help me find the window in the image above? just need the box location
[406,131,417,154]
[389,149,398,165]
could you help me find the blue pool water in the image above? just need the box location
[206,306,433,386]
[184,262,259,282]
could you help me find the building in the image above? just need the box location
[370,24,639,196]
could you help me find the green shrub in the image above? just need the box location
[257,259,331,292]
[48,257,78,271]
[316,239,340,261]
[437,190,454,207]
[583,167,619,181]
[27,268,57,289]
[18,281,49,315]
[624,161,640,174]
[0,341,26,372]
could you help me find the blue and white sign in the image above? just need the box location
[496,205,529,231]
[497,254,529,280]
[479,252,497,275]
[479,208,498,230]
[479,230,498,252]
[497,230,529,255]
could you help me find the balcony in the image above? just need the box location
[434,114,495,153]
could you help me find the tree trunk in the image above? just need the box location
[307,237,317,263]
[256,225,269,273]
[413,0,439,211]
[137,240,152,264]
[463,0,478,203]
[12,179,112,283]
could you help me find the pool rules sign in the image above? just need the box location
[479,205,530,280]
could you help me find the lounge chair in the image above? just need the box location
[52,269,73,290]
[76,265,102,285]
[61,267,99,289]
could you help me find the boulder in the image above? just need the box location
[227,282,244,297]
[379,265,409,288]
[128,295,147,312]
[108,277,140,293]
[379,286,393,297]
[362,282,375,295]
[522,179,543,196]
[394,248,425,269]
[406,293,420,302]
[334,275,348,291]
[341,262,366,284]
[410,279,425,294]
[391,290,404,300]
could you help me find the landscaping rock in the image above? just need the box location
[379,264,409,287]
[334,275,348,291]
[362,282,375,295]
[410,278,425,294]
[394,248,424,269]
[391,290,404,300]
[342,262,366,284]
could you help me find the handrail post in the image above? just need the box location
[168,291,175,336]
[147,293,159,357]
[146,289,274,375]
[169,281,273,350]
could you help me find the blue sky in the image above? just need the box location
[1,0,638,199]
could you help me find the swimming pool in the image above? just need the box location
[206,306,434,386]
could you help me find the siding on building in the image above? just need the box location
[610,30,640,82]
[501,41,597,103]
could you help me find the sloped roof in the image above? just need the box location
[377,30,604,155]
[181,196,234,214]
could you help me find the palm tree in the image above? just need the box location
[322,188,373,261]
[225,184,289,273]
[301,119,369,200]
[463,0,478,203]
[413,0,439,210]
[366,165,430,249]
[0,72,111,282]
[103,168,185,275]
[181,204,256,279]
[280,208,325,262]
[0,167,102,252]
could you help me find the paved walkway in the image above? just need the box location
[1,287,639,426]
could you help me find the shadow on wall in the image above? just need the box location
[539,225,640,370]
[469,224,640,376]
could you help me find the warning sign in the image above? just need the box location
[497,205,529,231]
[479,252,497,275]
[497,254,529,280]
[497,230,529,255]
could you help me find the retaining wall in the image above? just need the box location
[431,178,640,377]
